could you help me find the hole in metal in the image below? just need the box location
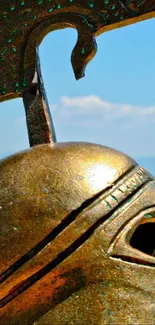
[130,222,155,256]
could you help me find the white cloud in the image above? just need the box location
[51,95,155,126]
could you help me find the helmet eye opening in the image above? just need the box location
[130,221,155,257]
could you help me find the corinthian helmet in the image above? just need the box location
[0,142,155,324]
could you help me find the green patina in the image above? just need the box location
[0,0,155,100]
[144,213,152,219]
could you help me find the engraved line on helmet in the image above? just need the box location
[0,172,151,308]
[0,166,151,286]
[0,164,137,284]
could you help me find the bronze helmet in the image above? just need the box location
[0,1,155,324]
[0,142,155,324]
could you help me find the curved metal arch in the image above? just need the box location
[0,0,155,146]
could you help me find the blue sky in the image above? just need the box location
[0,17,155,173]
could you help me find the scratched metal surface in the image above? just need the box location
[0,0,155,102]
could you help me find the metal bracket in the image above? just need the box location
[0,0,155,146]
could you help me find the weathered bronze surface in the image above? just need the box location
[1,0,155,146]
[1,0,155,101]
[0,143,155,324]
[0,1,155,325]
